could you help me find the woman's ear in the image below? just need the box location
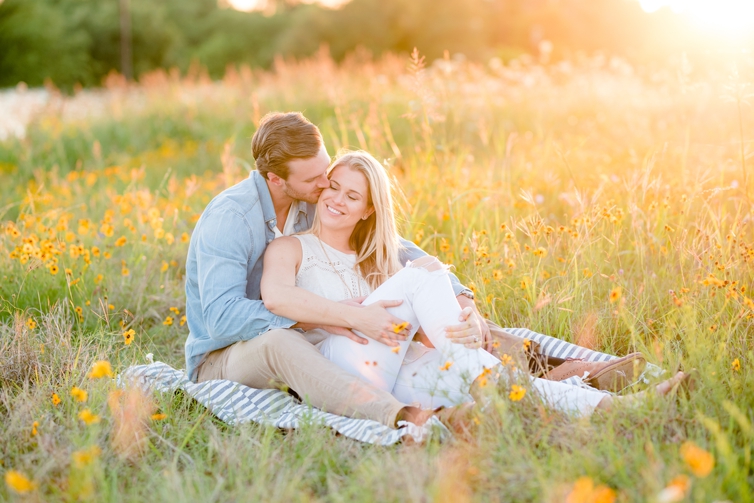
[362,207,375,220]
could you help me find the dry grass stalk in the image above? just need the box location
[107,384,155,462]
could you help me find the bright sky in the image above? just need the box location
[638,0,754,39]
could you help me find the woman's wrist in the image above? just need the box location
[341,305,362,330]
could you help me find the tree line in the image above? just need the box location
[0,0,691,89]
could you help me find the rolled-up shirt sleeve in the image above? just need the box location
[194,208,294,342]
[397,237,472,297]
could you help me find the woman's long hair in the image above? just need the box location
[308,150,403,290]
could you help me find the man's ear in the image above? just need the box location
[267,172,284,187]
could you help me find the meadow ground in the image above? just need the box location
[1,50,753,502]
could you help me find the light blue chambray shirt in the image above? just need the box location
[184,170,471,381]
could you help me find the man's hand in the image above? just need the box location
[292,321,369,344]
[350,300,412,347]
[448,295,491,350]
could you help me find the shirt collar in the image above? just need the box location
[251,170,314,230]
[252,170,277,226]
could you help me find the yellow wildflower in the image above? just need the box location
[72,445,101,468]
[4,470,36,494]
[88,360,114,379]
[532,247,547,257]
[151,413,168,421]
[31,421,39,437]
[26,318,36,330]
[565,477,616,503]
[163,316,173,326]
[123,329,135,345]
[51,393,61,406]
[439,361,453,371]
[492,269,503,281]
[179,315,187,327]
[732,358,740,372]
[680,441,714,478]
[49,264,59,275]
[78,409,100,425]
[70,386,88,402]
[609,287,621,303]
[657,475,690,503]
[121,266,130,276]
[169,306,180,315]
[181,232,190,243]
[115,236,127,247]
[391,321,408,333]
[161,261,169,272]
[509,384,526,401]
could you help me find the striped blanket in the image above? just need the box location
[120,328,661,445]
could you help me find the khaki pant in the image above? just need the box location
[196,328,406,427]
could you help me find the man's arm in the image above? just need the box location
[194,208,294,342]
[398,237,474,297]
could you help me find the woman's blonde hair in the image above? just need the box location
[309,150,403,289]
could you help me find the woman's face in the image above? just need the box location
[318,165,373,233]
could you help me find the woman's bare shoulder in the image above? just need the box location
[265,236,303,257]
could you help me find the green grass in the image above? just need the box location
[1,53,752,501]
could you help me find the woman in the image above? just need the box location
[261,151,689,420]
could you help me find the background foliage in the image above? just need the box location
[0,0,700,89]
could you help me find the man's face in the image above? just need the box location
[280,146,331,204]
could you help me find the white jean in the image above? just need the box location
[317,263,608,415]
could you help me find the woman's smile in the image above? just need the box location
[326,204,345,216]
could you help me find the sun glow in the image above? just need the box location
[639,0,754,39]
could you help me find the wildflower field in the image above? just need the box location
[1,51,753,501]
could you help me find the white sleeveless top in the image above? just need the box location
[293,234,372,302]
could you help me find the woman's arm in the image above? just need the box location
[260,237,411,346]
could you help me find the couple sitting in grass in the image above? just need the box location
[184,112,691,430]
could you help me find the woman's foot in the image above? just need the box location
[596,370,694,411]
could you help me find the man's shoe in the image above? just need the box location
[543,352,647,392]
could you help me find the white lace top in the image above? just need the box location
[293,234,372,302]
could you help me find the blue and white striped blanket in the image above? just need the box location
[121,328,659,445]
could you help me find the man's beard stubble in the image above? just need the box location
[282,183,322,204]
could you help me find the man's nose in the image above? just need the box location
[316,173,329,189]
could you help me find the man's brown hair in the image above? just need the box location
[251,112,323,180]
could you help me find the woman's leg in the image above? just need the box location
[320,258,499,400]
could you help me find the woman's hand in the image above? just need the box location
[444,306,484,349]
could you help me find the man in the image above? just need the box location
[185,112,643,428]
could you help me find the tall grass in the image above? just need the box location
[1,51,752,501]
